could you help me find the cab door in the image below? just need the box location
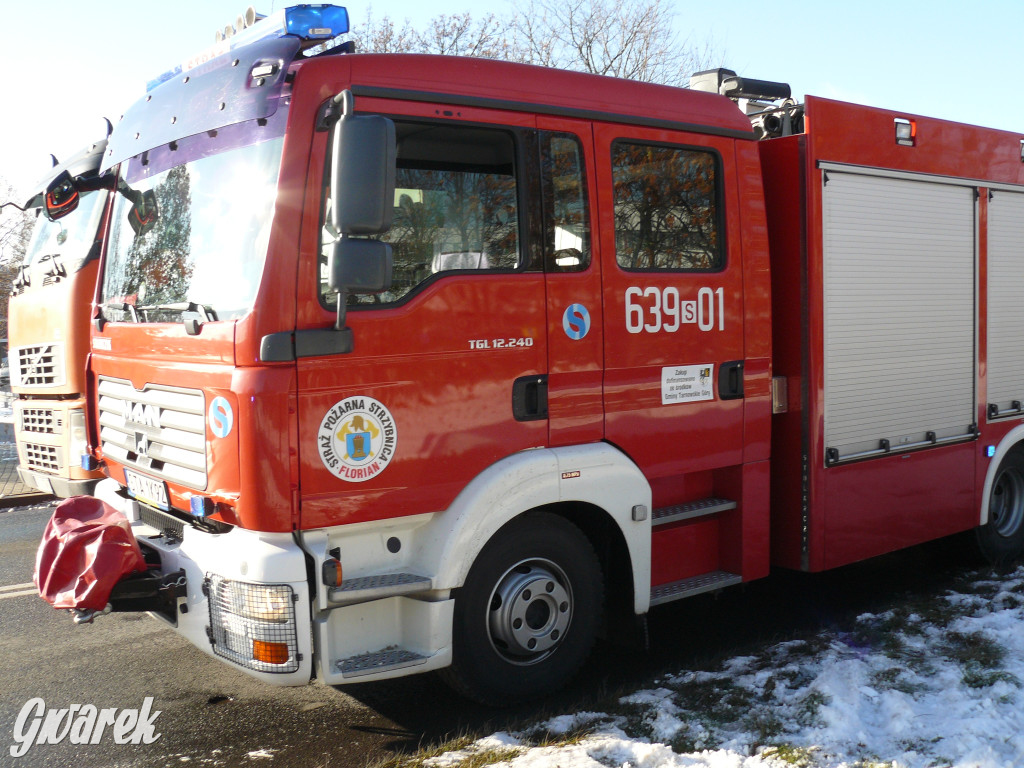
[593,123,746,507]
[295,105,549,529]
[536,117,603,447]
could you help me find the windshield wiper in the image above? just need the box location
[135,302,218,320]
[189,302,218,322]
[103,301,139,322]
[134,302,219,334]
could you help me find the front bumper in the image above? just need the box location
[94,479,314,686]
[18,466,99,498]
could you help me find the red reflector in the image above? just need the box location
[252,640,290,665]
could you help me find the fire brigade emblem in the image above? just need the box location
[317,396,397,482]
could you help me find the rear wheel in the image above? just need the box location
[977,449,1024,567]
[442,513,603,705]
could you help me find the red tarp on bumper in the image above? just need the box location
[34,497,147,611]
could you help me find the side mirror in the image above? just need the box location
[128,190,159,236]
[328,238,393,294]
[330,92,396,235]
[44,171,79,220]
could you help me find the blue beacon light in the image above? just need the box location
[147,5,350,92]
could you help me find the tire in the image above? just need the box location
[977,448,1024,567]
[441,512,603,705]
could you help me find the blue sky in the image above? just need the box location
[2,0,1021,195]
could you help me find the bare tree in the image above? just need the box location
[508,0,715,85]
[353,9,512,59]
[416,13,512,58]
[0,179,33,268]
[348,8,419,53]
[353,0,717,86]
[0,178,35,339]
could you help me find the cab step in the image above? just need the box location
[336,648,429,678]
[652,497,736,527]
[327,572,431,606]
[650,570,742,606]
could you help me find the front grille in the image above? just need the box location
[24,443,61,472]
[97,377,207,490]
[12,344,66,388]
[20,407,60,435]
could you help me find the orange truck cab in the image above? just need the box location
[11,140,110,497]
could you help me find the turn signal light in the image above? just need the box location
[322,558,343,587]
[252,639,290,665]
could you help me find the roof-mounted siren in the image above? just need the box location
[690,68,804,139]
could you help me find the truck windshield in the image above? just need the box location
[101,119,285,323]
[24,190,106,273]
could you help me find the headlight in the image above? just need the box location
[69,408,88,463]
[206,575,299,673]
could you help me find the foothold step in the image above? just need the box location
[650,570,742,607]
[328,572,431,606]
[337,648,429,678]
[652,497,736,527]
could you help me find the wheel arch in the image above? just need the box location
[980,426,1024,526]
[542,499,643,634]
[425,443,652,614]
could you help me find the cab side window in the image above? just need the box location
[321,121,523,306]
[611,141,723,271]
[541,132,590,272]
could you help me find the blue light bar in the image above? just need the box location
[286,4,349,39]
[147,5,349,92]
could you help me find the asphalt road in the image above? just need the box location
[0,501,988,768]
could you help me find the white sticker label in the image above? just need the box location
[662,365,714,405]
[318,396,398,482]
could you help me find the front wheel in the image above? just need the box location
[442,512,603,705]
[977,449,1024,567]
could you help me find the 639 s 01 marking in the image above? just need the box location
[625,286,724,334]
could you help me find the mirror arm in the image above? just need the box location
[335,272,348,331]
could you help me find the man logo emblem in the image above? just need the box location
[123,401,161,430]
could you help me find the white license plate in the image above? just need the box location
[124,469,169,510]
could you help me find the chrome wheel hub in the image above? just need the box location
[487,558,572,663]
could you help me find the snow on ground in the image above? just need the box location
[425,567,1024,768]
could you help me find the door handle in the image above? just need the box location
[719,360,744,400]
[512,375,549,421]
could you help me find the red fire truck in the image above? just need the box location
[11,141,110,497]
[39,4,1024,704]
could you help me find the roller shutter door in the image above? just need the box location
[987,190,1024,416]
[822,170,976,463]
